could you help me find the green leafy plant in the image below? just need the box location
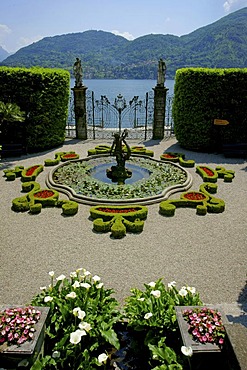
[31,269,121,369]
[124,279,202,369]
[0,101,25,127]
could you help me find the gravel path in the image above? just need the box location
[1,137,246,322]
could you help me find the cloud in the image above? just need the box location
[223,0,247,12]
[111,30,135,40]
[17,35,44,49]
[0,24,12,42]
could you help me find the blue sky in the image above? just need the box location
[1,0,247,52]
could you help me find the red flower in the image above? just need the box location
[25,166,39,176]
[200,167,214,177]
[63,153,78,159]
[97,207,138,213]
[184,192,206,201]
[34,190,54,199]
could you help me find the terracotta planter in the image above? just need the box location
[0,306,49,368]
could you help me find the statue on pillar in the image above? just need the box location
[157,58,166,86]
[73,57,83,87]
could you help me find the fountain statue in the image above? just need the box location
[106,129,132,184]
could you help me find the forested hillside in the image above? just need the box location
[1,7,247,78]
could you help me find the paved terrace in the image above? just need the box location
[0,137,246,326]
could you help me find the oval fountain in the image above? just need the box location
[46,132,192,205]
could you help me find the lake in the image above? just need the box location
[70,79,175,102]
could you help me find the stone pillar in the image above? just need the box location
[152,85,169,140]
[72,86,88,140]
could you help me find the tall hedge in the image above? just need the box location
[0,67,70,152]
[172,68,247,151]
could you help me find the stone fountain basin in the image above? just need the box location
[46,154,193,205]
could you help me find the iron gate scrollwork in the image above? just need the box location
[86,90,154,140]
[66,89,174,140]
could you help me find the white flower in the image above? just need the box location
[17,359,29,367]
[80,282,91,289]
[56,274,66,281]
[178,287,188,297]
[76,268,83,273]
[144,312,153,319]
[66,292,77,299]
[70,271,77,278]
[52,350,60,358]
[148,282,156,287]
[168,281,176,288]
[72,280,80,289]
[137,297,145,301]
[69,329,86,344]
[79,321,92,332]
[78,310,86,320]
[72,307,86,320]
[40,286,47,290]
[92,275,101,283]
[151,290,161,298]
[98,353,108,365]
[44,296,53,302]
[181,346,193,357]
[187,286,196,294]
[84,270,91,277]
[48,271,55,277]
[96,282,104,289]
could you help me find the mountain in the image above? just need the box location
[1,7,247,78]
[0,46,10,62]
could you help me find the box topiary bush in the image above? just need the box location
[61,200,79,215]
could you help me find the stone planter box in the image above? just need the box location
[0,306,49,369]
[175,305,228,353]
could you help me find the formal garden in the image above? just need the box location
[0,66,246,369]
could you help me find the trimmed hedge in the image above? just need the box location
[160,152,195,168]
[44,151,80,166]
[173,68,247,151]
[90,205,148,238]
[0,66,70,152]
[88,144,154,157]
[21,165,43,182]
[159,182,225,216]
[3,166,24,181]
[10,179,78,216]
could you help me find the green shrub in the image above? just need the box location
[159,202,176,216]
[62,200,79,215]
[44,158,60,166]
[93,218,112,233]
[12,196,30,212]
[196,204,207,215]
[196,165,218,183]
[30,203,42,214]
[173,68,247,151]
[110,217,126,238]
[0,66,70,152]
[21,165,43,182]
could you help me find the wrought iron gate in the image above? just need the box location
[66,90,174,140]
[86,90,154,140]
